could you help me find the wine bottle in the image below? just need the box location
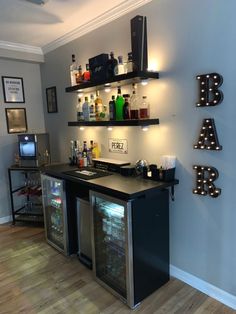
[82,141,88,167]
[123,94,130,120]
[107,51,118,79]
[109,95,116,120]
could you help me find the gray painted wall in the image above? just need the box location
[0,58,45,219]
[40,0,236,298]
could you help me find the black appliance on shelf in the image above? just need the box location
[130,15,148,72]
[89,53,109,81]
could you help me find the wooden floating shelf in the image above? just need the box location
[68,119,159,127]
[65,71,159,93]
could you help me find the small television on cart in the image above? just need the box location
[18,133,50,167]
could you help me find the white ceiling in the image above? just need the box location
[0,0,152,55]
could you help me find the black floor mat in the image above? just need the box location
[63,167,112,180]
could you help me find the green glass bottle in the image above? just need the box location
[115,87,125,120]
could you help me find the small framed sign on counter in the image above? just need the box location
[108,138,128,154]
[2,76,25,103]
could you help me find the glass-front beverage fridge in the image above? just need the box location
[90,189,169,309]
[41,174,68,254]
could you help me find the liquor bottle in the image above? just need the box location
[114,56,126,76]
[87,140,94,166]
[109,95,116,120]
[130,86,139,119]
[82,96,90,121]
[92,142,100,158]
[107,51,118,79]
[77,97,84,121]
[95,90,103,121]
[82,141,88,167]
[139,96,150,119]
[83,64,90,81]
[101,101,109,121]
[89,94,96,121]
[76,65,83,84]
[123,94,130,120]
[77,143,83,168]
[125,52,135,73]
[70,54,78,86]
[115,87,125,120]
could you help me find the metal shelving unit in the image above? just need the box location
[8,166,44,225]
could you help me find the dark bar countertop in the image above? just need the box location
[41,163,178,200]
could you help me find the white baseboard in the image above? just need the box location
[0,215,12,224]
[170,265,236,310]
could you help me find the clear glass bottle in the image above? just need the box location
[139,96,150,119]
[89,94,96,121]
[130,85,139,119]
[125,52,135,73]
[77,97,84,121]
[115,87,125,120]
[77,142,83,168]
[101,101,109,121]
[82,96,90,121]
[87,140,93,166]
[70,54,78,86]
[114,56,126,76]
[95,90,103,121]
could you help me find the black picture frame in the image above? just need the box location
[5,108,28,134]
[46,86,58,113]
[2,76,25,103]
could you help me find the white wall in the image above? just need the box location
[0,58,45,219]
[40,0,236,302]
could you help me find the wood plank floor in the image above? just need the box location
[0,224,234,314]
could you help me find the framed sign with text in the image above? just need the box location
[108,138,128,154]
[5,108,28,134]
[2,76,25,103]
[46,86,58,113]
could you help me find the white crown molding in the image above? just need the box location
[42,0,153,54]
[0,41,43,55]
[170,265,236,310]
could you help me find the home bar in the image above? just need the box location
[1,0,235,312]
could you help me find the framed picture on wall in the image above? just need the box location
[2,76,25,103]
[5,108,28,134]
[46,86,58,113]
